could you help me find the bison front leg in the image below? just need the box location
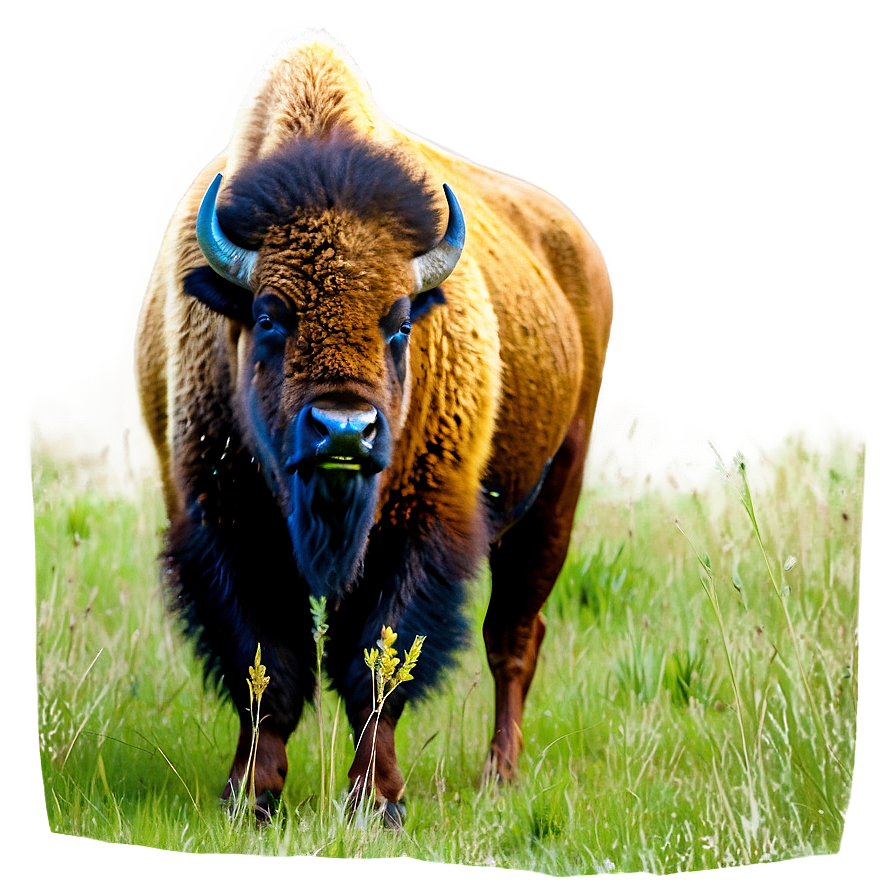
[328,626,411,828]
[326,525,473,828]
[346,705,406,828]
[485,422,589,782]
[166,491,316,822]
[222,723,289,821]
[218,644,310,822]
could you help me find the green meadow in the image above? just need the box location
[33,438,861,875]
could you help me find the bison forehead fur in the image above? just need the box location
[135,36,612,822]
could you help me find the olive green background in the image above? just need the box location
[0,2,896,893]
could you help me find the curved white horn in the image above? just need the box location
[196,173,258,289]
[411,184,465,294]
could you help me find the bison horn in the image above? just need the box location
[411,184,465,294]
[196,173,258,290]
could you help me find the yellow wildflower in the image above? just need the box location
[247,643,270,702]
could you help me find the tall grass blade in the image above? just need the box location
[155,743,201,815]
[711,445,851,780]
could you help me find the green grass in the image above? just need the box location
[32,437,862,874]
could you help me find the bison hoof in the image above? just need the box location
[381,799,406,830]
[483,748,517,786]
[221,781,281,825]
[252,790,281,824]
[349,797,407,830]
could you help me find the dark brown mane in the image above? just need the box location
[218,130,443,254]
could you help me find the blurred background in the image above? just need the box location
[7,1,893,891]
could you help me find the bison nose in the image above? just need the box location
[310,406,378,454]
[286,402,387,476]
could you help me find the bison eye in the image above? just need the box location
[399,321,412,337]
[256,314,273,331]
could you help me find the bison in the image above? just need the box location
[136,37,612,825]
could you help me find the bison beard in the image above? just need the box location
[288,469,379,601]
[161,451,471,727]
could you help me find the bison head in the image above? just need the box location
[184,134,464,599]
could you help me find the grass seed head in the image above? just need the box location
[367,626,427,704]
[310,595,329,644]
[248,643,270,702]
[376,626,400,700]
[380,653,400,686]
[397,635,426,684]
[377,626,398,652]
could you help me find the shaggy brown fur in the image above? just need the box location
[136,37,612,822]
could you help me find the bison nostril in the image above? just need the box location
[360,424,377,454]
[311,416,329,438]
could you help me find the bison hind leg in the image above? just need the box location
[484,420,589,782]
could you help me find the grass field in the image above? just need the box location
[32,437,862,875]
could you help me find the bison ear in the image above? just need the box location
[183,266,253,325]
[409,286,446,324]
